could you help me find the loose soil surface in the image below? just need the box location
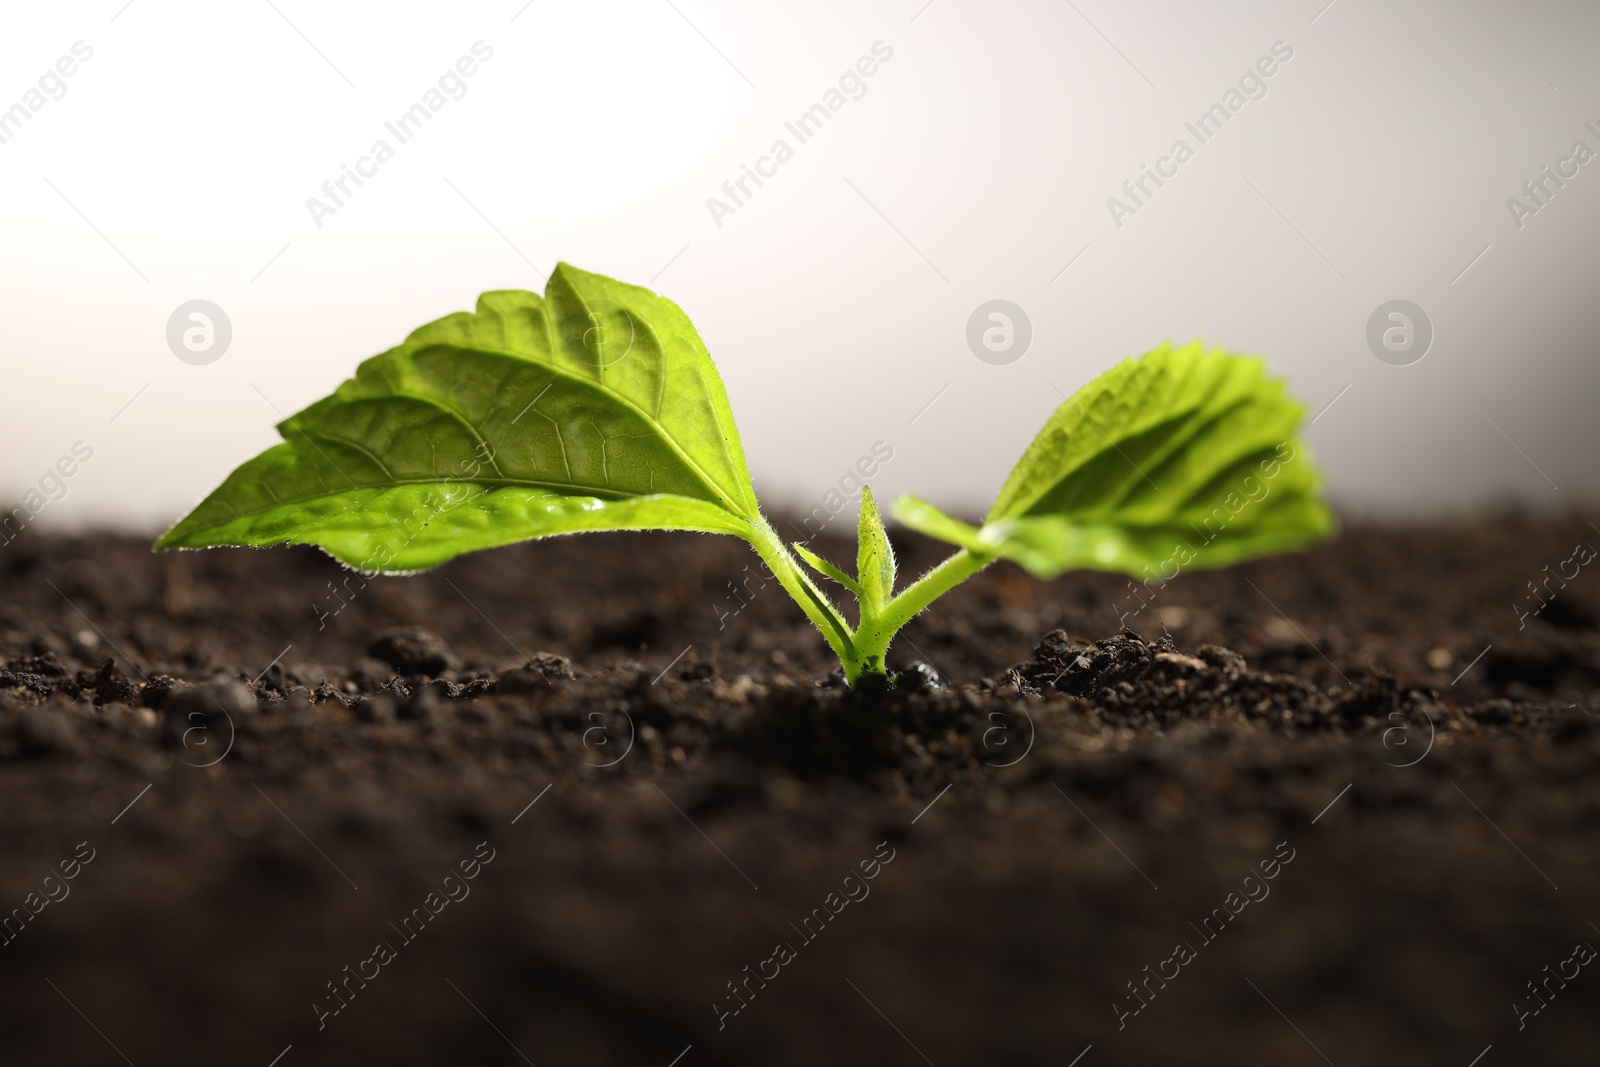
[2,513,1598,1066]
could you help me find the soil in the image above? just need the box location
[1,512,1598,1066]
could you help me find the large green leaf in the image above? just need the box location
[895,341,1334,578]
[158,263,761,569]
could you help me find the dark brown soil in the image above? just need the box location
[2,513,1598,1066]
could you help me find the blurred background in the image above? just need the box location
[1,0,1595,531]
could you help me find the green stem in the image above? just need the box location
[851,548,993,679]
[745,519,858,670]
[747,523,993,687]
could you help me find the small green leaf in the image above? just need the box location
[793,543,865,601]
[894,341,1334,578]
[855,486,896,612]
[157,264,761,569]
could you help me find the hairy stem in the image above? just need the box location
[851,548,993,677]
[745,518,859,672]
[748,523,992,687]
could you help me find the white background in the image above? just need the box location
[2,0,1597,531]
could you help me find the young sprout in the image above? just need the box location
[157,264,1333,684]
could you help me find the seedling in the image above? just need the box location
[157,264,1334,684]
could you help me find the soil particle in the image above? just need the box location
[166,678,255,721]
[491,668,545,694]
[356,693,398,724]
[399,680,442,721]
[138,675,186,709]
[493,653,574,693]
[8,703,83,758]
[526,651,576,680]
[367,626,460,677]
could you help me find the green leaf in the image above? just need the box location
[157,263,762,569]
[793,543,865,601]
[894,341,1334,579]
[164,482,752,572]
[854,486,896,612]
[892,496,992,555]
[980,493,1333,578]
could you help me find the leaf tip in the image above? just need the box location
[152,514,197,552]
